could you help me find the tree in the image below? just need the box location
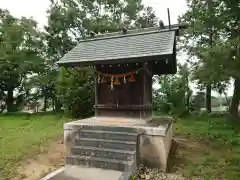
[180,0,224,113]
[56,67,95,118]
[24,70,57,111]
[218,0,240,118]
[0,9,45,112]
[207,38,240,118]
[180,0,240,118]
[154,63,192,116]
[44,0,158,117]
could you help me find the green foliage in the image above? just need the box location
[0,9,45,112]
[154,64,192,116]
[56,67,95,118]
[180,0,240,117]
[129,175,136,180]
[24,68,59,111]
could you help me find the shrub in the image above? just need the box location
[56,67,95,118]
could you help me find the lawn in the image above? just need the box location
[1,113,240,180]
[0,113,69,180]
[171,114,240,180]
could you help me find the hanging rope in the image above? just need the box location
[95,67,144,78]
[95,66,153,90]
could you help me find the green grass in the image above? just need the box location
[1,112,240,180]
[0,113,69,180]
[171,115,240,180]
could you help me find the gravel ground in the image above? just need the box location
[134,165,185,180]
[134,165,205,180]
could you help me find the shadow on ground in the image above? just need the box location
[167,139,182,173]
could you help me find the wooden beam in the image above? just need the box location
[143,64,153,76]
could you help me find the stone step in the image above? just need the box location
[81,125,137,133]
[41,165,124,180]
[75,138,136,151]
[79,130,137,141]
[66,155,132,172]
[71,146,135,161]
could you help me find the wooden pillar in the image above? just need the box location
[95,70,99,116]
[143,63,147,118]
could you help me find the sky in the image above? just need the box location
[0,0,233,96]
[0,0,187,28]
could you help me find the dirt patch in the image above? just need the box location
[14,137,65,180]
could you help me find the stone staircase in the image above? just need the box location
[66,125,138,173]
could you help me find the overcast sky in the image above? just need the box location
[0,0,233,96]
[0,0,187,28]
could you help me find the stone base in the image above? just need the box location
[137,123,173,171]
[64,116,173,172]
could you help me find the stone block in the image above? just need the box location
[66,155,133,172]
[75,138,136,151]
[81,125,137,133]
[137,123,173,172]
[79,130,137,141]
[71,146,135,161]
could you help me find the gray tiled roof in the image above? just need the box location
[57,28,177,66]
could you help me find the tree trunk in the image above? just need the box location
[206,0,213,114]
[186,89,192,112]
[6,89,14,112]
[52,97,55,112]
[43,96,47,111]
[54,98,62,113]
[229,78,240,118]
[52,96,62,113]
[206,84,212,113]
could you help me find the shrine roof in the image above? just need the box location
[57,24,184,67]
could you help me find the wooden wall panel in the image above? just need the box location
[95,63,152,119]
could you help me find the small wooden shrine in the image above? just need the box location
[58,23,186,120]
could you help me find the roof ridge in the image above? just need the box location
[79,27,178,43]
[88,23,185,40]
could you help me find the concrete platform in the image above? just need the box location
[65,116,170,127]
[41,165,124,180]
[64,116,173,171]
[43,116,173,180]
[64,116,171,136]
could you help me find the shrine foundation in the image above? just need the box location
[64,116,173,172]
